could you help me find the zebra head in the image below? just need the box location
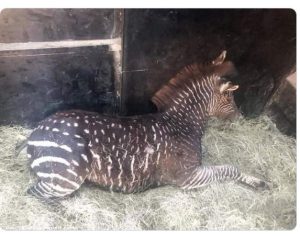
[152,50,241,121]
[208,51,241,120]
[209,79,241,120]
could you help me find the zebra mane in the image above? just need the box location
[151,61,236,111]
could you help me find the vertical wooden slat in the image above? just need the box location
[109,9,124,114]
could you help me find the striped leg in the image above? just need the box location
[236,173,270,190]
[27,180,78,200]
[27,168,87,200]
[178,165,269,190]
[27,142,93,199]
[28,157,91,200]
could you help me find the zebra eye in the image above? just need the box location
[223,92,233,102]
[223,91,230,97]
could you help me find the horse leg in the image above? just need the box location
[175,165,269,190]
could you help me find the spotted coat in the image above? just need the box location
[26,51,269,199]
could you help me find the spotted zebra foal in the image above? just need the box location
[26,50,268,200]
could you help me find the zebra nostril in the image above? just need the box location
[237,111,243,118]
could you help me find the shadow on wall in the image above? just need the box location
[122,9,296,118]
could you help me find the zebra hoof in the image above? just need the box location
[254,180,270,191]
[238,174,271,191]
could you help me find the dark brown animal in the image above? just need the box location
[26,51,268,199]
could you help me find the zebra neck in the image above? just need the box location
[158,76,216,140]
[161,96,211,138]
[161,108,208,139]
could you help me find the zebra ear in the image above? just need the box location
[227,85,239,91]
[212,50,227,65]
[220,81,239,93]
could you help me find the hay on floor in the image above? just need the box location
[0,116,296,230]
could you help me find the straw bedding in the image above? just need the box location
[0,116,296,230]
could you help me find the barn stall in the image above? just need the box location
[0,9,296,230]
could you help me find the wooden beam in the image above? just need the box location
[0,38,121,52]
[110,9,124,115]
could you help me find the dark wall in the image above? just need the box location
[0,47,115,124]
[0,9,296,134]
[0,9,120,126]
[266,73,296,137]
[122,9,296,116]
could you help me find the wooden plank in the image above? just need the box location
[0,38,121,51]
[0,9,115,43]
[109,9,124,114]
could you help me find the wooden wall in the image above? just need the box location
[0,9,296,136]
[0,9,122,125]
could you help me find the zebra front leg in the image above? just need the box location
[177,165,269,190]
[237,172,270,190]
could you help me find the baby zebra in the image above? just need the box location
[26,51,268,199]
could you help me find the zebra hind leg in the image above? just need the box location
[177,165,269,191]
[27,180,78,201]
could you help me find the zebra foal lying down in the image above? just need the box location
[24,51,269,199]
